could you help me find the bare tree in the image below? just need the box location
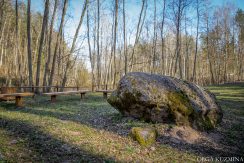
[15,0,22,84]
[130,0,147,71]
[235,9,244,80]
[61,0,88,89]
[112,0,118,88]
[27,0,33,87]
[96,0,101,88]
[192,0,200,81]
[0,0,5,37]
[160,0,166,75]
[171,0,190,78]
[49,0,68,90]
[184,12,190,80]
[151,0,157,73]
[123,0,127,74]
[43,0,58,90]
[205,11,215,83]
[35,0,50,92]
[87,2,95,91]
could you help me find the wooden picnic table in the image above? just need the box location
[0,92,34,107]
[42,90,90,103]
[96,90,114,99]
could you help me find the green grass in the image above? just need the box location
[0,83,243,162]
[206,83,244,152]
[207,83,244,116]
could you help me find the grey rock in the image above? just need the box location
[107,72,223,130]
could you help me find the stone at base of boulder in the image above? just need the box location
[130,127,157,147]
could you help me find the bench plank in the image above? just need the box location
[0,92,34,107]
[96,90,114,93]
[43,90,90,96]
[96,90,114,99]
[42,90,90,103]
[1,92,34,97]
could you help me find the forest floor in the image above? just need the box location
[0,83,243,162]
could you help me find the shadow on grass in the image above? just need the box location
[1,90,244,158]
[156,134,242,157]
[1,101,241,158]
[0,100,129,136]
[0,116,116,162]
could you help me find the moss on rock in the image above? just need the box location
[193,115,215,131]
[107,72,223,131]
[130,127,157,147]
[166,91,194,126]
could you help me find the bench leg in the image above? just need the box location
[80,93,85,99]
[103,93,108,99]
[16,96,23,107]
[51,95,56,103]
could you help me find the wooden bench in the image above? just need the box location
[0,92,34,107]
[96,90,114,99]
[0,87,17,101]
[42,90,90,103]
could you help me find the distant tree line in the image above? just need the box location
[0,0,89,91]
[0,0,243,90]
[86,0,244,88]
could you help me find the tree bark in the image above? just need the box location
[61,0,88,89]
[123,0,127,74]
[192,0,199,81]
[130,0,146,71]
[15,0,22,84]
[35,0,49,92]
[112,0,118,88]
[160,0,166,75]
[87,3,95,91]
[151,0,157,73]
[206,15,215,84]
[49,0,68,90]
[96,0,101,88]
[27,0,33,87]
[43,0,58,90]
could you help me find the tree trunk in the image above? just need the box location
[123,0,127,74]
[151,0,157,73]
[35,0,49,92]
[206,16,215,84]
[49,0,68,91]
[130,0,146,71]
[192,0,199,82]
[43,0,58,90]
[87,3,95,91]
[184,12,189,80]
[174,1,182,78]
[96,0,101,88]
[27,0,33,87]
[112,0,118,88]
[160,0,166,75]
[15,0,22,84]
[61,0,88,89]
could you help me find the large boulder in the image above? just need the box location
[107,72,223,130]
